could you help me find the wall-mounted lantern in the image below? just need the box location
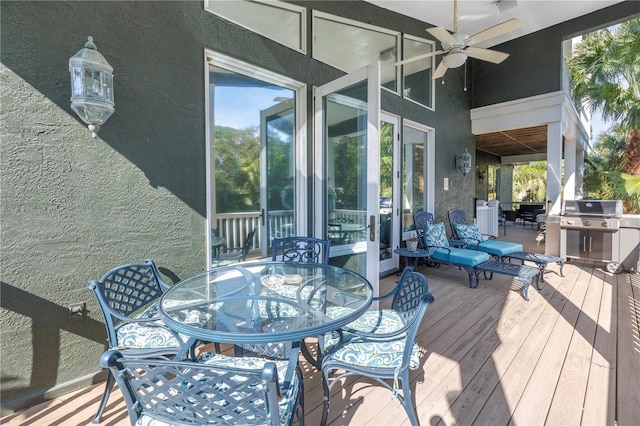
[456,148,472,176]
[69,36,115,138]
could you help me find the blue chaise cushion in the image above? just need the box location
[430,247,489,266]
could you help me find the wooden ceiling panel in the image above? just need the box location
[475,125,549,157]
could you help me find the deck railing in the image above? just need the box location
[213,209,366,255]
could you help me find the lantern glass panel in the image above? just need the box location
[84,68,103,99]
[104,74,114,102]
[72,68,83,96]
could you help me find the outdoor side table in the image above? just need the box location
[394,247,430,269]
[506,252,565,282]
[474,260,541,301]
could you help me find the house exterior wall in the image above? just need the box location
[472,0,640,108]
[0,0,473,411]
[1,0,637,412]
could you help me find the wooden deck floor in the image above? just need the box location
[3,224,639,425]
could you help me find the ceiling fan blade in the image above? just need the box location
[464,18,523,46]
[465,47,510,64]
[395,50,445,66]
[427,26,457,46]
[431,61,448,80]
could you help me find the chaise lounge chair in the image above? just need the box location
[423,221,543,300]
[448,208,523,260]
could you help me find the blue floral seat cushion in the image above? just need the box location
[115,302,182,349]
[423,222,450,255]
[430,247,490,266]
[323,307,422,370]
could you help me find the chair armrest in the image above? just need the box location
[448,239,467,248]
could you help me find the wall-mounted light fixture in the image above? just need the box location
[69,36,115,138]
[478,170,485,183]
[456,148,472,176]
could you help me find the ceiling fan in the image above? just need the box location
[396,0,523,79]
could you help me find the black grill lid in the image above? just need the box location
[562,200,623,217]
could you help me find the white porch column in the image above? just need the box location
[576,148,585,199]
[563,138,577,201]
[547,121,563,214]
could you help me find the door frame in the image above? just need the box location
[313,62,381,295]
[204,49,307,269]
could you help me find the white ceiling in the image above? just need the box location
[367,0,625,48]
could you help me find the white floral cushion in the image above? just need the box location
[454,223,484,245]
[115,302,182,349]
[424,222,449,254]
[323,308,421,370]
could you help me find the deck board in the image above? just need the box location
[2,225,640,426]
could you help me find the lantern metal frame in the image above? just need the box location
[456,148,472,176]
[69,36,115,138]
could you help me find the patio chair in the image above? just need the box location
[448,208,523,260]
[271,236,330,264]
[268,236,331,368]
[321,267,434,426]
[87,260,184,424]
[212,228,256,266]
[101,349,304,426]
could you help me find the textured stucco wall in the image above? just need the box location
[472,0,640,108]
[3,0,635,412]
[0,0,477,411]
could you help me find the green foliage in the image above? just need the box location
[512,161,547,202]
[568,18,640,132]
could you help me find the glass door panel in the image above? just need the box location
[261,101,295,257]
[379,113,400,273]
[206,54,304,268]
[315,63,380,296]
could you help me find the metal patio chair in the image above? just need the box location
[321,267,435,426]
[87,260,183,424]
[101,349,304,426]
[271,236,331,264]
[212,228,256,266]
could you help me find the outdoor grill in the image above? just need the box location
[559,200,623,273]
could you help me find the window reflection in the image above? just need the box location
[205,0,306,53]
[313,12,398,92]
[402,35,435,109]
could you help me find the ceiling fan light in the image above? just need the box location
[442,51,467,68]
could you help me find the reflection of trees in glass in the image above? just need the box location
[214,126,260,213]
[266,113,294,210]
[380,122,393,198]
[333,135,365,210]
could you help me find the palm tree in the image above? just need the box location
[568,18,640,212]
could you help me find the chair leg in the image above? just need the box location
[320,367,332,426]
[92,370,115,423]
[401,372,419,426]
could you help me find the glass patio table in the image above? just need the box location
[159,261,373,360]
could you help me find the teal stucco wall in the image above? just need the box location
[1,0,637,413]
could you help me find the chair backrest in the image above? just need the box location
[447,208,468,239]
[413,211,435,249]
[272,236,330,264]
[88,260,167,347]
[330,216,354,224]
[100,350,289,426]
[390,268,434,367]
[240,228,257,260]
